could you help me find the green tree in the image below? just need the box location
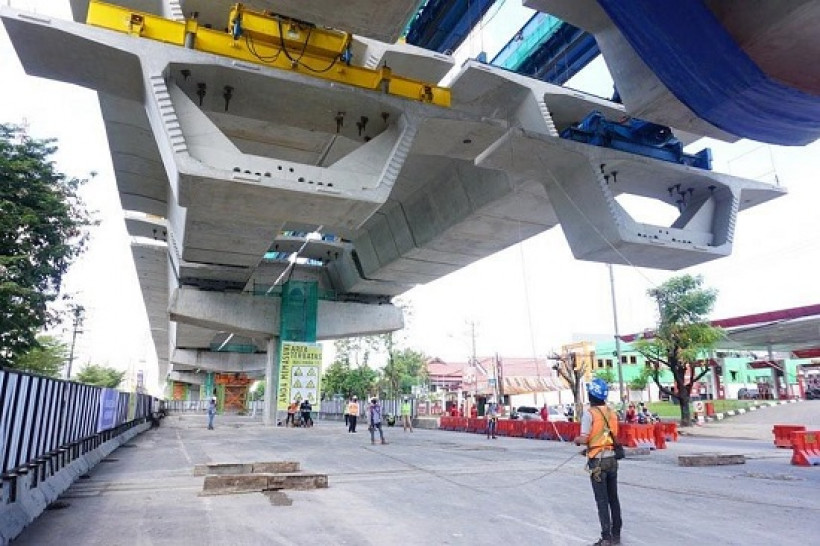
[1,124,93,367]
[321,360,351,397]
[379,347,428,398]
[75,364,126,388]
[9,335,67,378]
[595,368,616,385]
[627,366,653,392]
[632,274,723,426]
[321,359,378,399]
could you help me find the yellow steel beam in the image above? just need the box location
[227,3,351,60]
[86,0,450,107]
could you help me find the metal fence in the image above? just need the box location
[163,398,421,419]
[164,399,208,412]
[0,369,156,479]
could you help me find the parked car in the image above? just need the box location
[738,388,761,400]
[511,406,541,420]
[805,387,820,400]
[510,406,568,422]
[547,406,568,422]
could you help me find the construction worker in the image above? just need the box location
[401,397,413,432]
[486,397,499,439]
[368,397,388,445]
[574,378,622,546]
[286,400,298,427]
[347,396,359,433]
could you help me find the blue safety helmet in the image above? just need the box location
[586,378,609,401]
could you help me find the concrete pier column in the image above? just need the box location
[264,337,280,425]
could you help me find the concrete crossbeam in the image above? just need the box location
[168,287,403,339]
[167,370,206,384]
[170,349,267,374]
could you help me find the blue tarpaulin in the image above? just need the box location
[597,0,820,146]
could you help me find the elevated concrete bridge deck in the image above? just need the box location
[0,1,788,387]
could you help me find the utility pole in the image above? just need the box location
[608,264,626,409]
[66,304,85,380]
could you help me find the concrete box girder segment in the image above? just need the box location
[171,349,268,374]
[99,94,170,217]
[168,287,403,339]
[131,239,170,379]
[0,7,788,302]
[476,128,786,269]
[125,213,166,241]
[174,322,220,350]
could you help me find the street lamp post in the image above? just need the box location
[66,304,84,380]
[608,264,626,408]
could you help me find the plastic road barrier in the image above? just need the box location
[773,425,807,448]
[790,430,820,466]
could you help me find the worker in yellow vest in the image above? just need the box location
[346,396,359,433]
[401,397,413,432]
[574,378,622,546]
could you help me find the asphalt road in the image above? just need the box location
[12,401,820,546]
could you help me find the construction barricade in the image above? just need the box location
[634,424,657,449]
[465,417,484,434]
[439,416,455,431]
[453,417,468,432]
[618,423,638,447]
[495,419,514,437]
[508,419,526,437]
[524,420,546,439]
[662,422,679,442]
[773,425,806,448]
[653,422,667,449]
[618,423,656,449]
[790,430,820,466]
[541,420,560,440]
[548,421,580,442]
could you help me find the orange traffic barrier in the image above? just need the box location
[453,417,468,432]
[662,422,679,442]
[618,423,637,447]
[619,423,656,449]
[439,416,455,430]
[653,422,667,449]
[523,420,546,439]
[495,418,514,436]
[773,424,807,448]
[549,421,580,441]
[465,417,484,433]
[541,420,561,440]
[790,430,820,466]
[508,419,526,438]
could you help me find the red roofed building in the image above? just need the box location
[422,355,569,416]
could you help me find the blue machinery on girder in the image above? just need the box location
[561,111,713,171]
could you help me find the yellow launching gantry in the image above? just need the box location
[86,1,451,107]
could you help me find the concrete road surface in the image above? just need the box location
[13,401,820,546]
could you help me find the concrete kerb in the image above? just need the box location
[703,399,799,423]
[0,422,150,546]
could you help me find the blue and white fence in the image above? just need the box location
[0,369,155,478]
